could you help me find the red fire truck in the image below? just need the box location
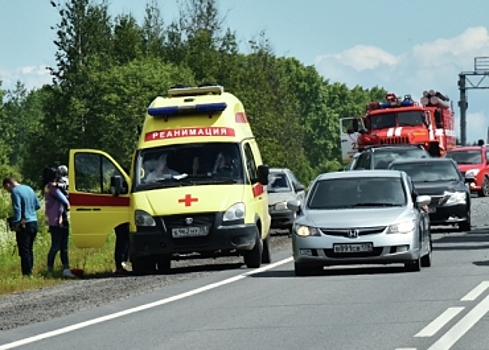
[340,90,456,163]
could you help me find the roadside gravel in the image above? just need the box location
[0,232,292,331]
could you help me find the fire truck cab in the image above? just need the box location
[340,90,456,163]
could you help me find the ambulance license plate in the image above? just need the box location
[172,226,208,238]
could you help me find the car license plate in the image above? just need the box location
[171,226,208,238]
[429,207,436,213]
[333,243,373,253]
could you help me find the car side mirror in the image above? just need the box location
[110,175,128,196]
[287,199,301,213]
[258,164,269,185]
[416,195,431,208]
[294,183,305,192]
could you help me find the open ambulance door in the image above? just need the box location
[340,117,363,164]
[68,149,131,249]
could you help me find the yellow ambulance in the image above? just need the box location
[68,84,272,274]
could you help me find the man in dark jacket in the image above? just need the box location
[3,177,41,276]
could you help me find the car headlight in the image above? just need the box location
[295,225,320,237]
[445,191,466,204]
[135,210,156,227]
[387,220,415,234]
[465,168,480,177]
[223,202,245,221]
[274,202,288,211]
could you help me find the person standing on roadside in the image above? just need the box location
[43,169,76,278]
[2,177,41,277]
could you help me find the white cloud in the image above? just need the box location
[314,26,489,143]
[0,65,51,91]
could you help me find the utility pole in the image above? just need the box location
[458,57,489,145]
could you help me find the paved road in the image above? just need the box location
[2,197,489,350]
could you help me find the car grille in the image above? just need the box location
[323,247,383,258]
[429,195,448,208]
[162,213,215,228]
[379,137,409,145]
[319,226,386,237]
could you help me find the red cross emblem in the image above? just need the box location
[178,194,198,207]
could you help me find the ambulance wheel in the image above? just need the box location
[262,234,271,264]
[244,227,262,268]
[156,254,171,274]
[131,256,157,275]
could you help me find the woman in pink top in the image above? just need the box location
[43,167,75,278]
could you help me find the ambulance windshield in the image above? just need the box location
[134,142,244,191]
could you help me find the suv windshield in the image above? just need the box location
[134,142,244,191]
[373,148,430,169]
[390,161,460,182]
[269,173,290,192]
[307,177,406,209]
[369,111,424,130]
[445,150,482,165]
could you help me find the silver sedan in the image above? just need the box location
[288,170,432,276]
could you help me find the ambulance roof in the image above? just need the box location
[139,85,254,148]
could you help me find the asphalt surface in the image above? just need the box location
[2,197,489,350]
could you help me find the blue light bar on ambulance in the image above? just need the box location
[148,102,228,117]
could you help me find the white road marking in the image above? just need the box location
[461,281,489,301]
[395,348,417,350]
[0,257,294,350]
[427,294,489,350]
[414,307,464,337]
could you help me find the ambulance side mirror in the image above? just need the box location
[110,175,128,196]
[258,165,269,185]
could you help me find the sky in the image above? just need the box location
[1,0,489,143]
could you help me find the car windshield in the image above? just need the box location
[445,150,482,165]
[133,142,244,191]
[269,173,291,192]
[307,177,406,209]
[390,162,460,182]
[373,148,430,169]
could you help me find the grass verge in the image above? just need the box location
[0,219,116,297]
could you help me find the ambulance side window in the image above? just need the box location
[74,153,119,194]
[243,143,258,183]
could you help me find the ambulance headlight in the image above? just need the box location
[223,202,245,222]
[135,210,156,227]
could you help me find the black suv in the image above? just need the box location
[388,158,472,231]
[349,145,431,170]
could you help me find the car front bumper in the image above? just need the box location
[292,232,421,266]
[269,208,295,229]
[428,203,469,225]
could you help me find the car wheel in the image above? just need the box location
[244,227,262,268]
[421,239,432,268]
[458,210,471,232]
[261,233,272,264]
[404,256,421,272]
[479,177,489,197]
[294,263,322,276]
